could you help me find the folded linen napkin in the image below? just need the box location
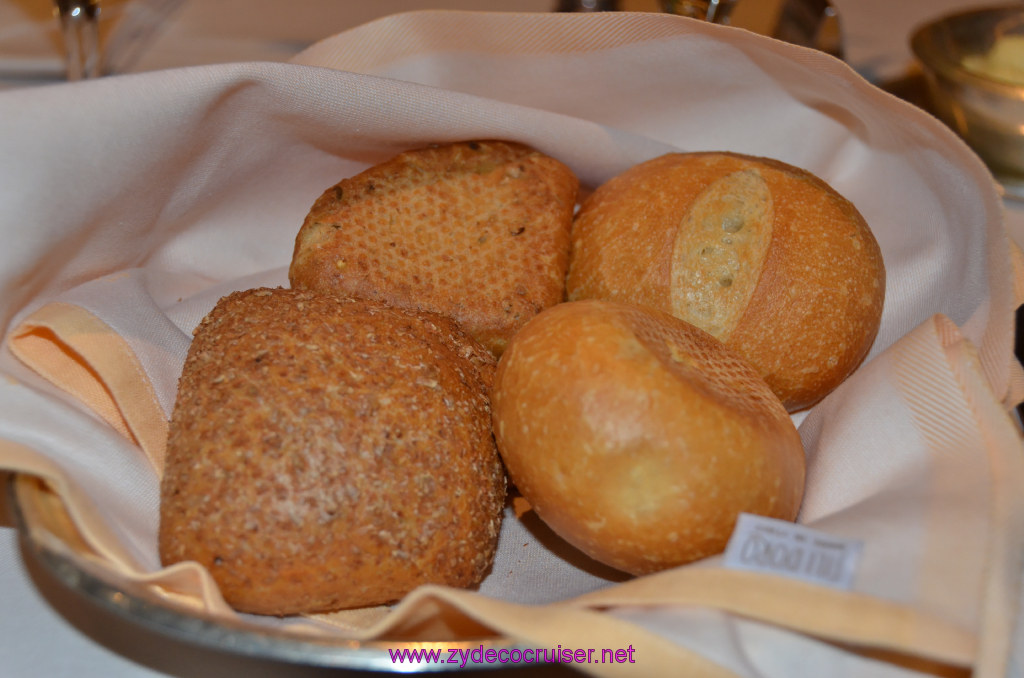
[1,10,1022,677]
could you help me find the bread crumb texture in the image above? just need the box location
[567,152,884,411]
[289,140,578,357]
[159,287,506,615]
[492,300,805,576]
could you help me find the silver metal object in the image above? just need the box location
[660,0,844,59]
[662,0,739,25]
[557,0,619,11]
[773,0,843,59]
[911,5,1024,201]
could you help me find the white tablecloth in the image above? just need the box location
[0,2,1020,677]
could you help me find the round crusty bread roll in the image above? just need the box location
[159,287,506,615]
[566,151,885,411]
[491,299,805,576]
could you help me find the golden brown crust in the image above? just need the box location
[289,140,578,356]
[567,151,885,411]
[158,287,505,615]
[491,300,805,576]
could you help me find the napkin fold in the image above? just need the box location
[1,10,1023,678]
[8,302,167,474]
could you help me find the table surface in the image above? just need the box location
[1,1,1021,677]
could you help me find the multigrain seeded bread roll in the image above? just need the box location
[289,140,579,357]
[158,287,506,615]
[491,300,805,576]
[566,151,885,411]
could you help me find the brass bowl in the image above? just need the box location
[911,5,1024,199]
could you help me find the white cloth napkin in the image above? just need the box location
[0,10,1021,677]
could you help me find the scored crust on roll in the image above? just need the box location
[158,287,506,615]
[566,151,885,411]
[491,299,806,576]
[289,140,579,357]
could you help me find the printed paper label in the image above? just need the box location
[722,513,863,590]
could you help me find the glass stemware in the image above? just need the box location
[53,0,101,80]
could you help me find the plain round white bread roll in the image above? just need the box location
[491,299,806,576]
